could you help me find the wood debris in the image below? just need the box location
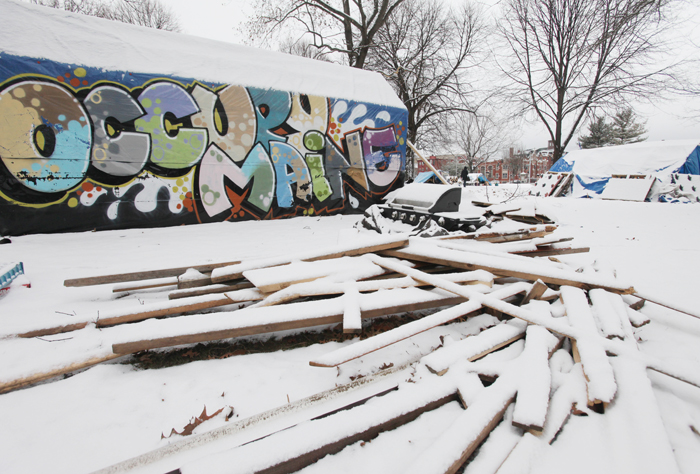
[5,222,698,474]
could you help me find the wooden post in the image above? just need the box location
[407,141,450,185]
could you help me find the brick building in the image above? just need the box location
[420,142,555,184]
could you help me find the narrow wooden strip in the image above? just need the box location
[168,281,254,300]
[477,230,548,243]
[112,295,466,355]
[0,353,121,394]
[96,294,238,328]
[112,277,178,293]
[521,279,548,305]
[423,322,527,376]
[256,394,458,474]
[633,292,700,320]
[178,274,213,290]
[534,237,574,248]
[93,364,410,474]
[18,322,89,339]
[210,237,409,284]
[381,245,634,295]
[64,261,240,287]
[510,247,590,257]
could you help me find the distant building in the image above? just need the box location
[421,141,554,184]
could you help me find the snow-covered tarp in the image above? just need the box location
[549,140,700,199]
[0,0,408,236]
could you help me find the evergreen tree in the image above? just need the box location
[611,108,647,145]
[578,116,614,149]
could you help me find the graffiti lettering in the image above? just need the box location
[0,56,407,235]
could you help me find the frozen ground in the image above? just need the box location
[1,184,700,473]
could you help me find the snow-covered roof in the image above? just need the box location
[0,0,405,109]
[557,139,700,177]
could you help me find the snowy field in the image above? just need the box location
[1,185,700,473]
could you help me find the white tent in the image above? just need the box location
[550,139,700,199]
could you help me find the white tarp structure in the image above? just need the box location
[549,140,700,199]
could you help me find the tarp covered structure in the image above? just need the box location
[550,139,700,198]
[0,0,408,235]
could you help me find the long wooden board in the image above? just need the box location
[64,261,240,287]
[210,237,409,284]
[0,353,121,394]
[380,244,635,295]
[112,294,465,355]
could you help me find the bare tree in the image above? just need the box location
[109,0,180,31]
[364,0,486,175]
[447,111,509,175]
[31,0,109,16]
[243,0,405,68]
[279,37,331,61]
[503,145,527,181]
[498,0,675,161]
[31,0,180,32]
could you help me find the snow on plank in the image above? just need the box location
[210,234,409,283]
[589,289,627,339]
[63,260,240,287]
[110,287,465,355]
[510,325,558,433]
[342,285,362,333]
[423,319,528,376]
[95,363,412,474]
[95,290,262,328]
[403,374,517,474]
[309,283,528,368]
[561,286,617,405]
[602,357,682,474]
[252,269,494,309]
[407,323,560,474]
[174,377,461,474]
[243,256,384,293]
[111,276,178,293]
[382,239,635,294]
[168,281,254,300]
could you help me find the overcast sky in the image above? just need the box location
[42,0,679,150]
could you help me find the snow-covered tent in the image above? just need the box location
[550,139,700,199]
[0,0,408,235]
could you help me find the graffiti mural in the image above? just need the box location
[0,53,407,235]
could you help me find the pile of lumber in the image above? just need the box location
[4,223,700,473]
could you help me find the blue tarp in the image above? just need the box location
[416,171,440,183]
[547,140,700,198]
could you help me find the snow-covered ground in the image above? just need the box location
[1,185,700,474]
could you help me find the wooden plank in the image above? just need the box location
[534,236,574,248]
[177,274,213,290]
[256,393,457,474]
[210,237,409,284]
[423,322,527,376]
[380,245,635,295]
[629,298,646,311]
[511,247,590,258]
[95,364,410,474]
[168,281,255,300]
[95,294,241,328]
[112,277,178,293]
[18,321,89,339]
[521,279,549,305]
[64,261,240,287]
[407,140,450,185]
[111,295,466,355]
[0,353,121,394]
[633,292,700,320]
[253,270,493,309]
